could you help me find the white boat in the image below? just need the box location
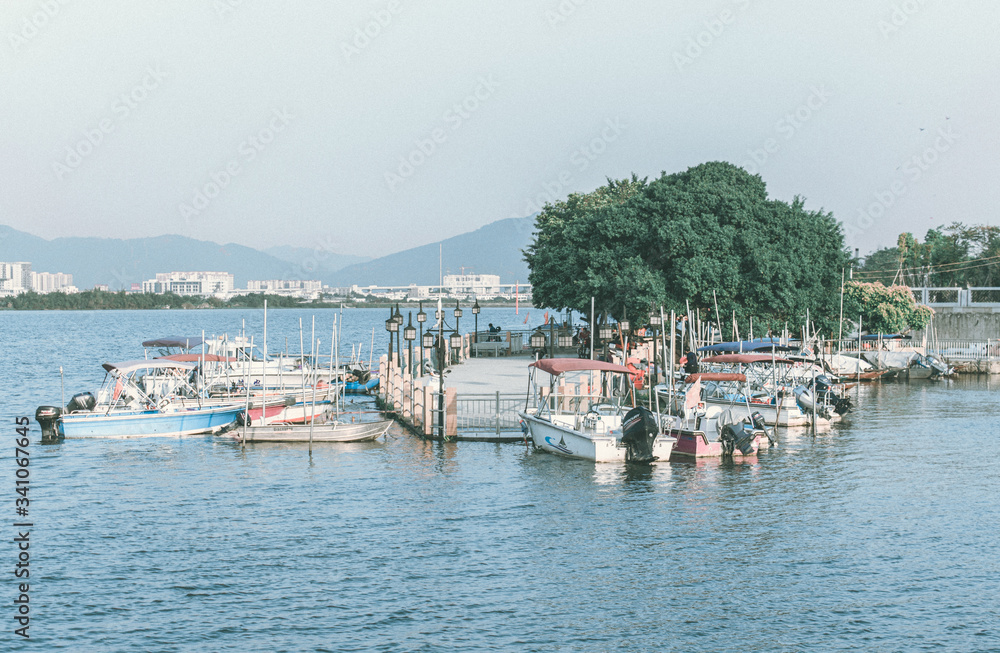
[34,360,242,439]
[240,417,392,443]
[517,358,675,463]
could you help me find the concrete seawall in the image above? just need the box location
[915,311,1000,341]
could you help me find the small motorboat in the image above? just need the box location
[517,358,675,463]
[35,360,243,439]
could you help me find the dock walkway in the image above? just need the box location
[377,353,542,442]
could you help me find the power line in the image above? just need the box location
[855,252,1000,278]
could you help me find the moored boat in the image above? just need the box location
[517,358,675,463]
[35,360,243,438]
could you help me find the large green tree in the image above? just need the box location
[524,162,851,333]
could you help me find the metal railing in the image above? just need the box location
[827,338,1000,362]
[455,392,525,434]
[908,286,1000,307]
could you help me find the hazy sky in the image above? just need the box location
[2,1,997,259]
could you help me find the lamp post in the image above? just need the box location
[453,301,463,364]
[393,304,404,369]
[384,309,397,372]
[417,301,427,377]
[599,323,613,362]
[530,330,546,360]
[403,312,416,377]
[649,308,662,386]
[548,315,555,359]
[435,333,446,439]
[472,298,480,357]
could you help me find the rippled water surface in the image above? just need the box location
[1,309,998,651]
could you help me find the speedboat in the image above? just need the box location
[517,358,675,463]
[34,360,243,438]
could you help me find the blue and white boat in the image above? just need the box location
[35,360,243,439]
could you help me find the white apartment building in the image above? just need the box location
[143,271,235,296]
[0,261,32,296]
[31,271,75,293]
[443,273,501,297]
[247,279,322,293]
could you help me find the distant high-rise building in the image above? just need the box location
[0,261,32,296]
[31,271,74,293]
[443,273,501,297]
[143,271,235,296]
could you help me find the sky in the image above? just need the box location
[1,0,997,259]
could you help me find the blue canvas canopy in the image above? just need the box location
[141,336,205,349]
[698,338,796,353]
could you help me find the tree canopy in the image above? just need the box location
[524,162,851,333]
[856,223,1000,287]
[842,281,932,334]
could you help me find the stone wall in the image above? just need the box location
[914,311,1000,341]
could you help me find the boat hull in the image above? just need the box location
[518,412,673,463]
[58,405,243,438]
[241,419,392,442]
[669,429,762,458]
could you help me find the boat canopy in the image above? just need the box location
[860,333,911,340]
[698,338,796,353]
[102,359,198,375]
[141,336,205,349]
[701,354,795,365]
[529,358,631,375]
[684,372,747,383]
[157,354,238,363]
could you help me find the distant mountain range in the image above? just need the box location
[328,217,536,287]
[0,216,537,290]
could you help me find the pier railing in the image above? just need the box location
[455,392,525,435]
[908,286,1000,308]
[827,338,1000,362]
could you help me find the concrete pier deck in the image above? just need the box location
[377,353,543,442]
[442,354,534,396]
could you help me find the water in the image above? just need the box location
[1,309,998,651]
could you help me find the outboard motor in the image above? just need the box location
[719,420,756,455]
[750,410,775,446]
[621,406,659,464]
[833,396,852,415]
[35,405,62,440]
[65,392,96,414]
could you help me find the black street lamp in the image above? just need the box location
[393,304,404,368]
[403,312,416,376]
[471,298,480,357]
[548,316,555,359]
[453,301,463,364]
[385,309,397,370]
[649,307,662,386]
[597,323,613,362]
[530,329,546,360]
[417,301,427,377]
